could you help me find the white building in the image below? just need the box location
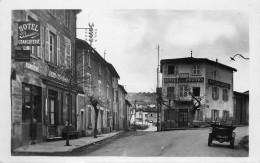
[160,57,237,129]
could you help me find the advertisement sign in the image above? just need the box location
[164,77,204,83]
[15,50,30,62]
[18,21,41,46]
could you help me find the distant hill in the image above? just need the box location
[127,92,157,106]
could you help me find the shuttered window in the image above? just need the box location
[45,28,50,62]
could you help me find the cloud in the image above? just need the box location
[164,16,237,47]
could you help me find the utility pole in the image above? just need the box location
[156,44,160,132]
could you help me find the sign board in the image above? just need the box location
[24,62,40,73]
[208,79,230,89]
[18,21,41,46]
[164,77,204,83]
[48,71,69,83]
[15,50,30,62]
[178,73,189,78]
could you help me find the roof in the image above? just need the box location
[160,57,237,73]
[118,84,127,94]
[125,99,132,106]
[76,38,120,78]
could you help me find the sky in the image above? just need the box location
[77,10,249,93]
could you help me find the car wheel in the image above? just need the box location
[208,133,212,146]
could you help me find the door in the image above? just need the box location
[178,109,188,127]
[48,98,57,137]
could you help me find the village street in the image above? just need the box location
[73,126,248,157]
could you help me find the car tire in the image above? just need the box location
[208,133,212,146]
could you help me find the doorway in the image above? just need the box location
[48,90,58,138]
[178,109,188,127]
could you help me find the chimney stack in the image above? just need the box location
[216,59,218,62]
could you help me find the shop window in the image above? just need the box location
[167,87,175,98]
[192,65,201,75]
[167,65,178,75]
[180,85,188,97]
[223,89,229,102]
[22,83,42,123]
[193,87,200,96]
[212,86,219,100]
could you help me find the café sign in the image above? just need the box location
[15,50,30,62]
[18,21,41,46]
[164,77,204,83]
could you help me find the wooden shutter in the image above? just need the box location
[45,28,50,62]
[57,36,60,65]
[40,26,45,59]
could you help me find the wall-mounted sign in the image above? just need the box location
[48,71,69,83]
[18,21,41,46]
[15,50,30,62]
[208,79,230,89]
[24,62,39,73]
[164,77,204,83]
[178,73,189,78]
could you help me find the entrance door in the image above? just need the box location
[48,98,57,137]
[178,109,188,127]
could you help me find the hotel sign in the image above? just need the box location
[164,77,204,83]
[15,50,30,62]
[208,79,230,89]
[48,71,69,83]
[18,21,41,46]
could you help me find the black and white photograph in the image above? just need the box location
[1,0,260,162]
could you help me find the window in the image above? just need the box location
[193,87,200,96]
[28,16,39,58]
[98,63,101,75]
[167,87,175,98]
[22,83,42,123]
[223,89,229,102]
[151,114,153,117]
[64,10,70,29]
[87,52,91,67]
[98,80,102,97]
[65,40,71,67]
[107,85,109,99]
[49,32,57,64]
[88,107,92,128]
[211,110,219,122]
[180,85,188,97]
[213,70,218,78]
[222,110,229,121]
[167,65,178,75]
[212,86,219,100]
[192,65,201,75]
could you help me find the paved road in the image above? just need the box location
[75,126,248,157]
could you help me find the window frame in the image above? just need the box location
[167,65,178,75]
[167,87,175,98]
[179,85,188,97]
[192,65,201,75]
[212,86,219,100]
[223,89,229,102]
[192,87,200,97]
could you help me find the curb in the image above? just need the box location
[12,132,124,156]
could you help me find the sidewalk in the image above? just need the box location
[12,131,123,155]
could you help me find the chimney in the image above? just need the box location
[216,59,218,62]
[191,50,193,58]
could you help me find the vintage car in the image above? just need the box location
[208,122,236,148]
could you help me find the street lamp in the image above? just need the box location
[230,54,249,61]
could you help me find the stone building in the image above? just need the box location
[233,91,249,125]
[160,57,237,129]
[11,10,81,149]
[75,38,120,136]
[118,84,127,130]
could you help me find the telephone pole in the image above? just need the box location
[156,44,160,132]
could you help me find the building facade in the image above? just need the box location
[11,10,80,149]
[160,57,237,129]
[233,91,249,125]
[75,38,121,136]
[118,84,127,130]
